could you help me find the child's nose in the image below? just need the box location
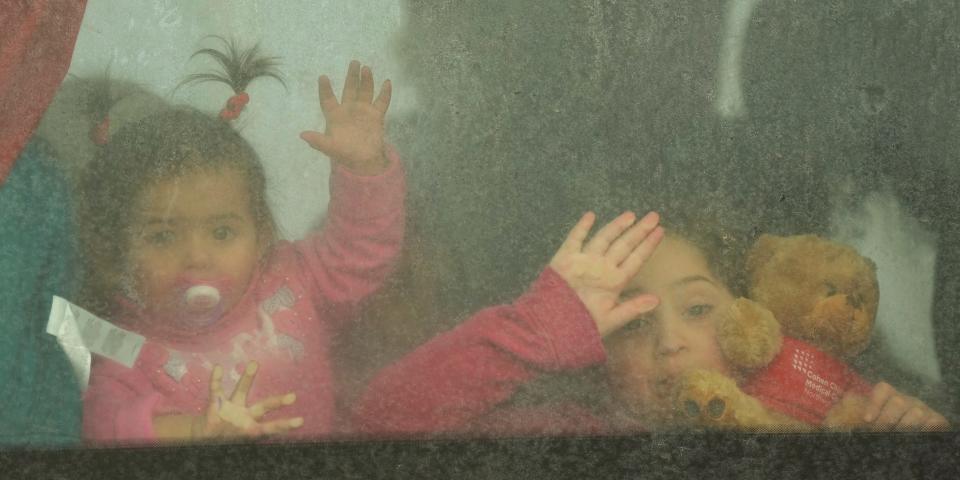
[655,316,687,356]
[182,232,213,269]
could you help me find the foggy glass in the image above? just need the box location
[5,0,960,450]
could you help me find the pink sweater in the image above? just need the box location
[83,150,405,443]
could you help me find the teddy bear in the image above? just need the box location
[673,233,880,430]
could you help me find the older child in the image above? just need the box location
[352,213,947,434]
[78,57,405,443]
[350,210,663,434]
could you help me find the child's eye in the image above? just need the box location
[213,226,235,241]
[145,231,175,247]
[622,315,653,334]
[685,304,714,318]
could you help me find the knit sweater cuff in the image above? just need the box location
[514,267,607,370]
[328,144,405,220]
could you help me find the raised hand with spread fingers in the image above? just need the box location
[549,211,665,337]
[300,60,392,176]
[192,361,304,439]
[153,361,303,441]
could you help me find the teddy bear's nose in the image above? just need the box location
[846,293,863,309]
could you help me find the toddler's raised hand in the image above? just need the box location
[549,211,664,337]
[193,361,304,439]
[300,60,392,176]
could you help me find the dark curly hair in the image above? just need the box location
[75,107,277,318]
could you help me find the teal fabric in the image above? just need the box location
[0,140,81,447]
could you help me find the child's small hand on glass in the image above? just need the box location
[193,361,304,440]
[862,381,949,431]
[549,211,664,337]
[300,60,392,176]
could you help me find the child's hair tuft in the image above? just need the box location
[178,36,286,121]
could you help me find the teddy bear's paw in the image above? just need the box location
[717,298,783,370]
[673,369,744,429]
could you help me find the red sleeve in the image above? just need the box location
[0,0,88,185]
[294,146,406,329]
[82,359,163,443]
[350,267,607,435]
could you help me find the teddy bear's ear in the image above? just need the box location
[746,234,781,273]
[864,256,878,273]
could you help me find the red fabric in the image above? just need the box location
[0,0,88,185]
[741,336,873,424]
[219,93,250,121]
[91,116,110,145]
[350,267,609,435]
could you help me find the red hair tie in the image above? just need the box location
[91,115,110,145]
[219,92,249,121]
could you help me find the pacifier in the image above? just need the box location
[172,277,232,329]
[184,284,222,312]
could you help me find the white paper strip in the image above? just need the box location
[46,296,145,391]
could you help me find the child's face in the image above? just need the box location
[127,166,262,325]
[605,235,735,426]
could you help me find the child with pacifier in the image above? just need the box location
[77,43,405,443]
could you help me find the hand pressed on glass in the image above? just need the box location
[549,211,665,337]
[863,382,949,431]
[195,361,303,439]
[300,60,392,176]
[153,361,302,441]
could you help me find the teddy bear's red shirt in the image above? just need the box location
[742,336,873,424]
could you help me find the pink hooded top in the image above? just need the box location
[83,149,405,443]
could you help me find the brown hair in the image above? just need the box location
[75,107,277,317]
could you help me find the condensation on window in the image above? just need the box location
[6,0,959,451]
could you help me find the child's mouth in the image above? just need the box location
[652,376,675,401]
